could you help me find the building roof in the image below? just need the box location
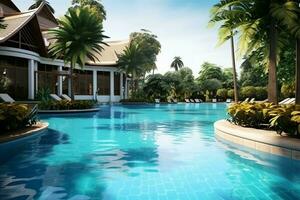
[0,11,35,43]
[86,40,129,66]
[0,0,21,15]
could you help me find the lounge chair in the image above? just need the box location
[0,93,15,103]
[50,94,62,101]
[172,99,178,103]
[190,99,195,103]
[61,94,72,101]
[249,98,255,103]
[167,99,172,103]
[242,98,249,103]
[212,98,217,103]
[279,98,290,105]
[283,98,295,104]
[195,99,201,103]
[226,99,232,103]
[185,99,190,103]
[155,99,160,104]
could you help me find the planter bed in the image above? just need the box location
[38,107,100,114]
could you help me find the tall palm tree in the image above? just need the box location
[117,42,143,95]
[29,0,55,13]
[48,6,108,100]
[210,0,298,104]
[170,57,184,71]
[210,5,239,103]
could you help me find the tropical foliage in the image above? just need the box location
[0,104,37,132]
[48,6,108,99]
[38,100,96,110]
[210,0,300,104]
[170,57,184,71]
[72,0,106,21]
[228,103,300,137]
[29,0,55,13]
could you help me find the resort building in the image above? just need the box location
[0,0,129,102]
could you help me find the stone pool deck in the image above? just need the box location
[214,120,300,160]
[0,122,49,143]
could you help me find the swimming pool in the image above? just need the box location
[0,103,300,200]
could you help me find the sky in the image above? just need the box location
[14,0,234,76]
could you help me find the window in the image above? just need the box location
[74,69,93,95]
[37,64,58,94]
[114,72,120,95]
[97,71,110,95]
[0,56,28,100]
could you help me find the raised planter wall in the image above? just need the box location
[214,120,300,160]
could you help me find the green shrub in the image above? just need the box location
[216,88,228,101]
[255,87,267,100]
[38,100,96,110]
[281,82,295,98]
[227,89,234,99]
[228,103,300,137]
[0,104,37,132]
[240,86,256,100]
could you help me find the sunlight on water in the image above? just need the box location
[0,103,300,200]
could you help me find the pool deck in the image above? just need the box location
[214,120,300,160]
[0,122,49,143]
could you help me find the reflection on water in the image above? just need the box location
[0,103,300,200]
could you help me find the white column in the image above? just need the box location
[34,61,38,95]
[57,66,63,96]
[68,73,71,97]
[93,70,97,101]
[110,71,114,103]
[125,77,128,99]
[28,59,35,100]
[120,73,123,99]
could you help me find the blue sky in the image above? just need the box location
[14,0,233,75]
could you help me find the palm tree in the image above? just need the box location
[117,42,143,95]
[170,57,184,71]
[210,0,299,104]
[48,6,108,100]
[29,0,55,13]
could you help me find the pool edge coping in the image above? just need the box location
[214,120,300,160]
[38,107,100,114]
[0,122,49,143]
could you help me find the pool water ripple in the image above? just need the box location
[0,103,300,200]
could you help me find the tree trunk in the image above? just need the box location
[296,39,300,105]
[69,62,75,100]
[230,33,239,103]
[268,19,278,104]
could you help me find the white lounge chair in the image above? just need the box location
[185,99,190,103]
[226,99,232,103]
[195,99,200,103]
[283,98,295,104]
[172,99,178,103]
[279,98,290,105]
[61,94,72,101]
[249,98,255,103]
[190,99,195,103]
[155,99,160,104]
[0,93,15,103]
[242,98,249,103]
[50,94,62,101]
[212,98,217,103]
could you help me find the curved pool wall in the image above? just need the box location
[0,103,300,200]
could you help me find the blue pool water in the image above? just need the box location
[1,103,300,200]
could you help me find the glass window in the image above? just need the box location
[74,69,93,95]
[97,71,110,95]
[114,72,120,95]
[37,64,57,94]
[0,56,28,100]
